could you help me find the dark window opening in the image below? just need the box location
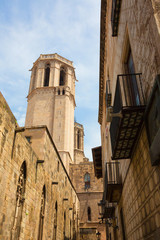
[60,69,65,86]
[44,64,50,87]
[38,186,46,240]
[58,89,60,95]
[54,202,58,240]
[84,173,90,189]
[63,212,66,238]
[57,161,59,172]
[88,207,91,221]
[77,130,80,149]
[26,136,31,143]
[126,49,140,106]
[62,89,65,95]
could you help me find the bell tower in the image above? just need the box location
[25,53,76,171]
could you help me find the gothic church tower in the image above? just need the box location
[25,54,76,171]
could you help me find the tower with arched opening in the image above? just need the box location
[25,53,76,171]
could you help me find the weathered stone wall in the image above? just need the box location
[0,92,79,240]
[100,0,160,239]
[70,162,106,239]
[70,162,103,193]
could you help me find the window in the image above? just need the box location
[126,49,140,106]
[87,207,91,221]
[63,212,66,239]
[38,186,46,240]
[84,173,90,189]
[25,136,31,143]
[44,64,50,87]
[11,161,26,240]
[57,161,59,172]
[77,130,80,149]
[53,202,58,240]
[59,68,66,86]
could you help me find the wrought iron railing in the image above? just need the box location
[111,0,122,36]
[110,73,146,159]
[105,162,121,185]
[114,73,145,110]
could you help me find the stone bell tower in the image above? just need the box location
[25,53,76,171]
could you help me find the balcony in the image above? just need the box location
[98,200,115,219]
[111,0,122,37]
[110,73,146,160]
[105,162,122,202]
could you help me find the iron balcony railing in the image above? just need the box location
[105,162,122,202]
[105,162,121,185]
[110,73,146,160]
[111,0,122,37]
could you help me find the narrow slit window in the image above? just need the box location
[44,64,50,87]
[84,173,90,189]
[77,130,80,149]
[59,68,66,86]
[88,207,91,221]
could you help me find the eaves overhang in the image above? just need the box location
[98,0,107,125]
[92,146,102,179]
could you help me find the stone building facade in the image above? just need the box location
[0,92,79,240]
[93,0,160,240]
[70,161,106,240]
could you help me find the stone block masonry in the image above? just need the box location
[0,92,79,240]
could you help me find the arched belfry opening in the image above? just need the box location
[77,130,81,149]
[59,67,66,86]
[11,161,27,240]
[44,63,50,87]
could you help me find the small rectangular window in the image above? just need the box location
[26,136,31,143]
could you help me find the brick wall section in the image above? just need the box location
[0,92,79,240]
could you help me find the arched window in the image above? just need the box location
[59,68,66,86]
[53,201,58,240]
[11,161,26,240]
[88,207,91,221]
[84,173,90,189]
[77,130,80,149]
[38,186,46,240]
[44,64,50,87]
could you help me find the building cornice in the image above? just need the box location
[98,0,107,124]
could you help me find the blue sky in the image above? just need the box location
[0,0,101,160]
